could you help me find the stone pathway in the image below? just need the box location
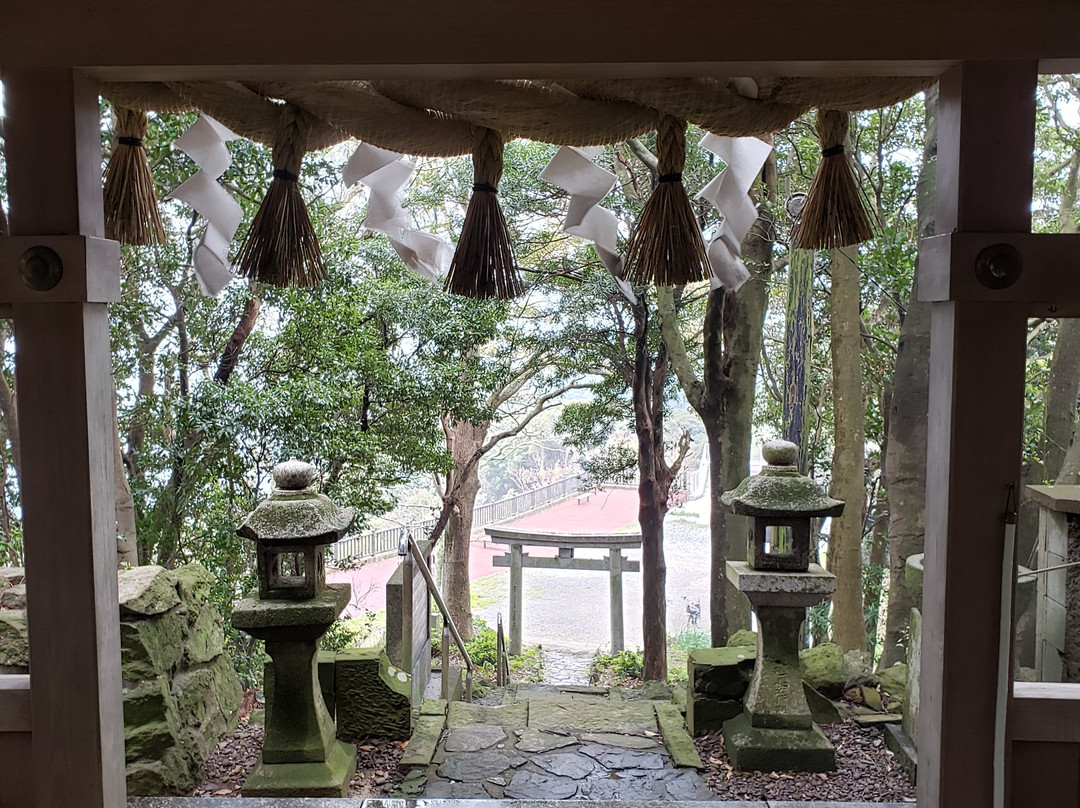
[400,684,712,801]
[542,647,593,686]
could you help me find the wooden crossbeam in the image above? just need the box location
[493,554,641,572]
[920,231,1080,315]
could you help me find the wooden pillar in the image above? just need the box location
[509,544,523,655]
[609,550,624,653]
[0,69,126,807]
[919,61,1036,808]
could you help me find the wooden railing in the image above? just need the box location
[332,474,583,563]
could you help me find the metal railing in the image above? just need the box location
[333,474,584,562]
[405,533,473,702]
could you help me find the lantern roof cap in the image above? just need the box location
[238,460,355,545]
[721,439,845,518]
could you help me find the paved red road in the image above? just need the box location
[327,487,639,617]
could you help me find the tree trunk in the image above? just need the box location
[444,419,489,641]
[718,150,777,637]
[828,244,867,653]
[784,249,815,467]
[113,383,139,567]
[881,86,937,666]
[633,300,670,681]
[0,324,22,485]
[214,282,262,384]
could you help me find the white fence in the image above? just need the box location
[332,475,584,562]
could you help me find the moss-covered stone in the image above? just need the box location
[173,563,214,613]
[184,604,226,665]
[687,692,743,736]
[124,720,177,763]
[799,642,844,697]
[655,702,703,768]
[232,583,350,633]
[174,654,242,735]
[876,662,908,697]
[727,629,758,648]
[1,583,26,609]
[242,738,357,797]
[802,683,841,724]
[688,646,756,699]
[842,649,875,688]
[335,647,412,740]
[264,650,336,727]
[119,565,181,617]
[0,609,29,668]
[0,567,24,587]
[125,747,197,797]
[722,711,835,773]
[120,609,186,680]
[123,676,174,727]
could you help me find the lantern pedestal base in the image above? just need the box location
[242,738,358,798]
[721,711,835,773]
[724,562,836,772]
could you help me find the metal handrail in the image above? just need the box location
[407,534,473,703]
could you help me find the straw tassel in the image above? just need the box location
[236,106,326,287]
[791,109,873,250]
[624,116,710,287]
[103,106,166,246]
[444,128,522,299]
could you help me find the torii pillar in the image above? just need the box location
[0,68,126,808]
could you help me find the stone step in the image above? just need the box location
[654,702,703,769]
[399,713,446,769]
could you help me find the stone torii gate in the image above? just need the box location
[485,525,641,655]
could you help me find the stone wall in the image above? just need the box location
[0,563,243,795]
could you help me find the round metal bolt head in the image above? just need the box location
[272,459,317,490]
[975,243,1022,290]
[19,245,63,291]
[762,439,799,466]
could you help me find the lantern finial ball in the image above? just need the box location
[273,459,317,491]
[762,439,798,467]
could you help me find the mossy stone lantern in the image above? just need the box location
[232,460,358,797]
[239,459,355,600]
[721,439,844,571]
[719,439,844,773]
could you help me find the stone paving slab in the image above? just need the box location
[527,697,657,735]
[532,750,601,779]
[578,731,659,749]
[515,727,579,753]
[443,724,507,752]
[578,744,668,770]
[447,700,529,728]
[128,798,913,807]
[435,748,527,781]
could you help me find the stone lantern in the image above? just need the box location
[232,460,357,797]
[720,439,843,773]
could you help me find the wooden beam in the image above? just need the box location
[0,674,32,733]
[0,68,126,808]
[486,527,642,549]
[1,0,1078,79]
[919,60,1036,808]
[920,232,1080,311]
[492,554,641,572]
[1011,683,1080,743]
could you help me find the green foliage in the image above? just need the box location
[321,612,381,653]
[464,619,499,668]
[590,648,645,684]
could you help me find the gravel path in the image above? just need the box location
[475,512,712,653]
